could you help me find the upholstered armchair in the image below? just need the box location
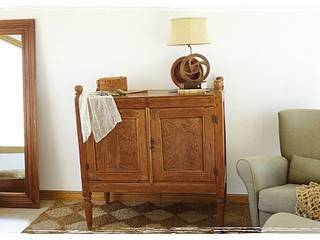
[237,109,320,227]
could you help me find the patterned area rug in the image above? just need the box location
[24,200,259,233]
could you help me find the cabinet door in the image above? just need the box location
[150,107,215,182]
[89,109,148,182]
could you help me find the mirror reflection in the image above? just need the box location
[0,34,25,192]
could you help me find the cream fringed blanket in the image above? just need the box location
[296,182,320,221]
[80,92,122,143]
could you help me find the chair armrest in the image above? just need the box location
[236,156,289,226]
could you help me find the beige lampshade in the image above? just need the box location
[168,17,210,46]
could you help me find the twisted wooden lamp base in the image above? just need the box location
[171,53,210,89]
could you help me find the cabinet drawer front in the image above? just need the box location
[87,109,148,182]
[150,107,215,182]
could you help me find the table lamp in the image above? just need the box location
[168,17,211,89]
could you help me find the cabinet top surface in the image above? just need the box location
[113,89,216,99]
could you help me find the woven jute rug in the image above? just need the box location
[24,200,259,233]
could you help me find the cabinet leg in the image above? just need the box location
[83,192,93,230]
[217,198,225,226]
[104,192,110,204]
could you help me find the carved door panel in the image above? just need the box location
[88,109,148,182]
[150,107,215,182]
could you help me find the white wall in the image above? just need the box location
[2,0,320,8]
[0,7,320,194]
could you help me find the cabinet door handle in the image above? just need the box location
[212,115,217,123]
[150,139,155,150]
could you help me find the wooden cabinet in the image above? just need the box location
[75,77,226,229]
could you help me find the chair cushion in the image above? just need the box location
[288,155,320,184]
[263,212,320,233]
[259,184,299,213]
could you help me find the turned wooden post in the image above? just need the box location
[213,76,226,226]
[74,85,93,229]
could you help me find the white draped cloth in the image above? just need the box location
[79,92,122,143]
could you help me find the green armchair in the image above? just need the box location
[237,109,320,226]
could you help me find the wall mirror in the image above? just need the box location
[0,19,39,208]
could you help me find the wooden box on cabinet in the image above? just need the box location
[74,77,226,229]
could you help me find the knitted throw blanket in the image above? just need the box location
[296,182,320,221]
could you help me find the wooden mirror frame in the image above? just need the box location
[0,19,39,208]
